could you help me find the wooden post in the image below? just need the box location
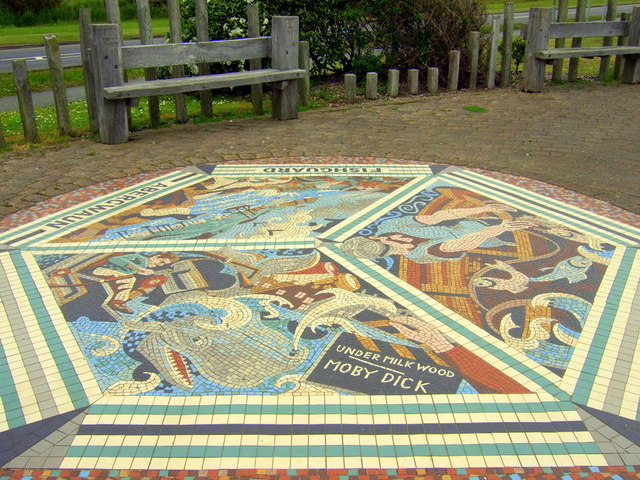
[408,69,419,94]
[487,15,500,88]
[43,34,71,136]
[344,73,356,102]
[468,31,480,90]
[298,41,310,107]
[366,72,378,99]
[551,0,569,82]
[105,0,133,124]
[93,24,128,144]
[614,12,629,79]
[136,0,161,126]
[447,50,460,91]
[598,0,617,79]
[168,0,188,123]
[622,7,640,84]
[195,0,213,117]
[271,16,299,120]
[247,3,264,116]
[387,68,399,96]
[79,9,99,133]
[523,8,552,92]
[0,116,6,149]
[105,0,121,26]
[427,67,439,94]
[568,0,587,81]
[501,2,514,86]
[12,60,40,143]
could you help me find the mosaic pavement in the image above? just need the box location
[0,158,639,478]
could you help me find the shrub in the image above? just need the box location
[178,0,372,77]
[499,36,527,73]
[350,52,383,78]
[362,0,487,83]
[0,0,61,15]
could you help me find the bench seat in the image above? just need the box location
[537,45,640,60]
[104,68,307,100]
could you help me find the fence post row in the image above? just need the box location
[501,2,515,86]
[408,68,419,94]
[568,0,588,81]
[44,34,72,136]
[487,15,500,89]
[136,0,161,126]
[366,72,378,99]
[105,0,134,126]
[298,41,311,106]
[79,8,99,133]
[0,117,6,149]
[447,50,460,91]
[167,0,188,123]
[387,68,399,97]
[247,3,264,116]
[599,0,617,79]
[468,31,480,90]
[195,0,213,118]
[427,67,439,94]
[12,59,40,143]
[344,73,357,103]
[551,0,569,82]
[614,12,629,79]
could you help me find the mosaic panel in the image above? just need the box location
[0,160,638,474]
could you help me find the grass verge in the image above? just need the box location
[0,87,337,148]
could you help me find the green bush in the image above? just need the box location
[499,36,527,73]
[362,0,487,84]
[0,0,61,15]
[349,52,383,78]
[178,0,486,82]
[178,0,372,77]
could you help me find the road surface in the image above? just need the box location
[0,37,164,73]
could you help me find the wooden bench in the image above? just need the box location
[523,6,640,92]
[90,16,306,144]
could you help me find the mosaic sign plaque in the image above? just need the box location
[1,159,639,472]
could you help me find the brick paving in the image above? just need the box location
[1,82,639,219]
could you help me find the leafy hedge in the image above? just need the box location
[178,0,486,80]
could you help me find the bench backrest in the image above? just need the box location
[547,21,629,39]
[120,37,272,70]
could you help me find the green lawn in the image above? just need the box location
[0,18,169,46]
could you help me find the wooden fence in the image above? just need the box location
[2,0,635,145]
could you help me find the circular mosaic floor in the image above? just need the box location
[0,157,638,478]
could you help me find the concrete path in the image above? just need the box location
[1,83,639,219]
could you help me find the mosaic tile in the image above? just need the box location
[0,159,638,478]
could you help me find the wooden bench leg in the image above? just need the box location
[93,24,129,144]
[271,16,300,120]
[522,8,552,92]
[622,7,640,84]
[272,80,299,120]
[100,99,129,144]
